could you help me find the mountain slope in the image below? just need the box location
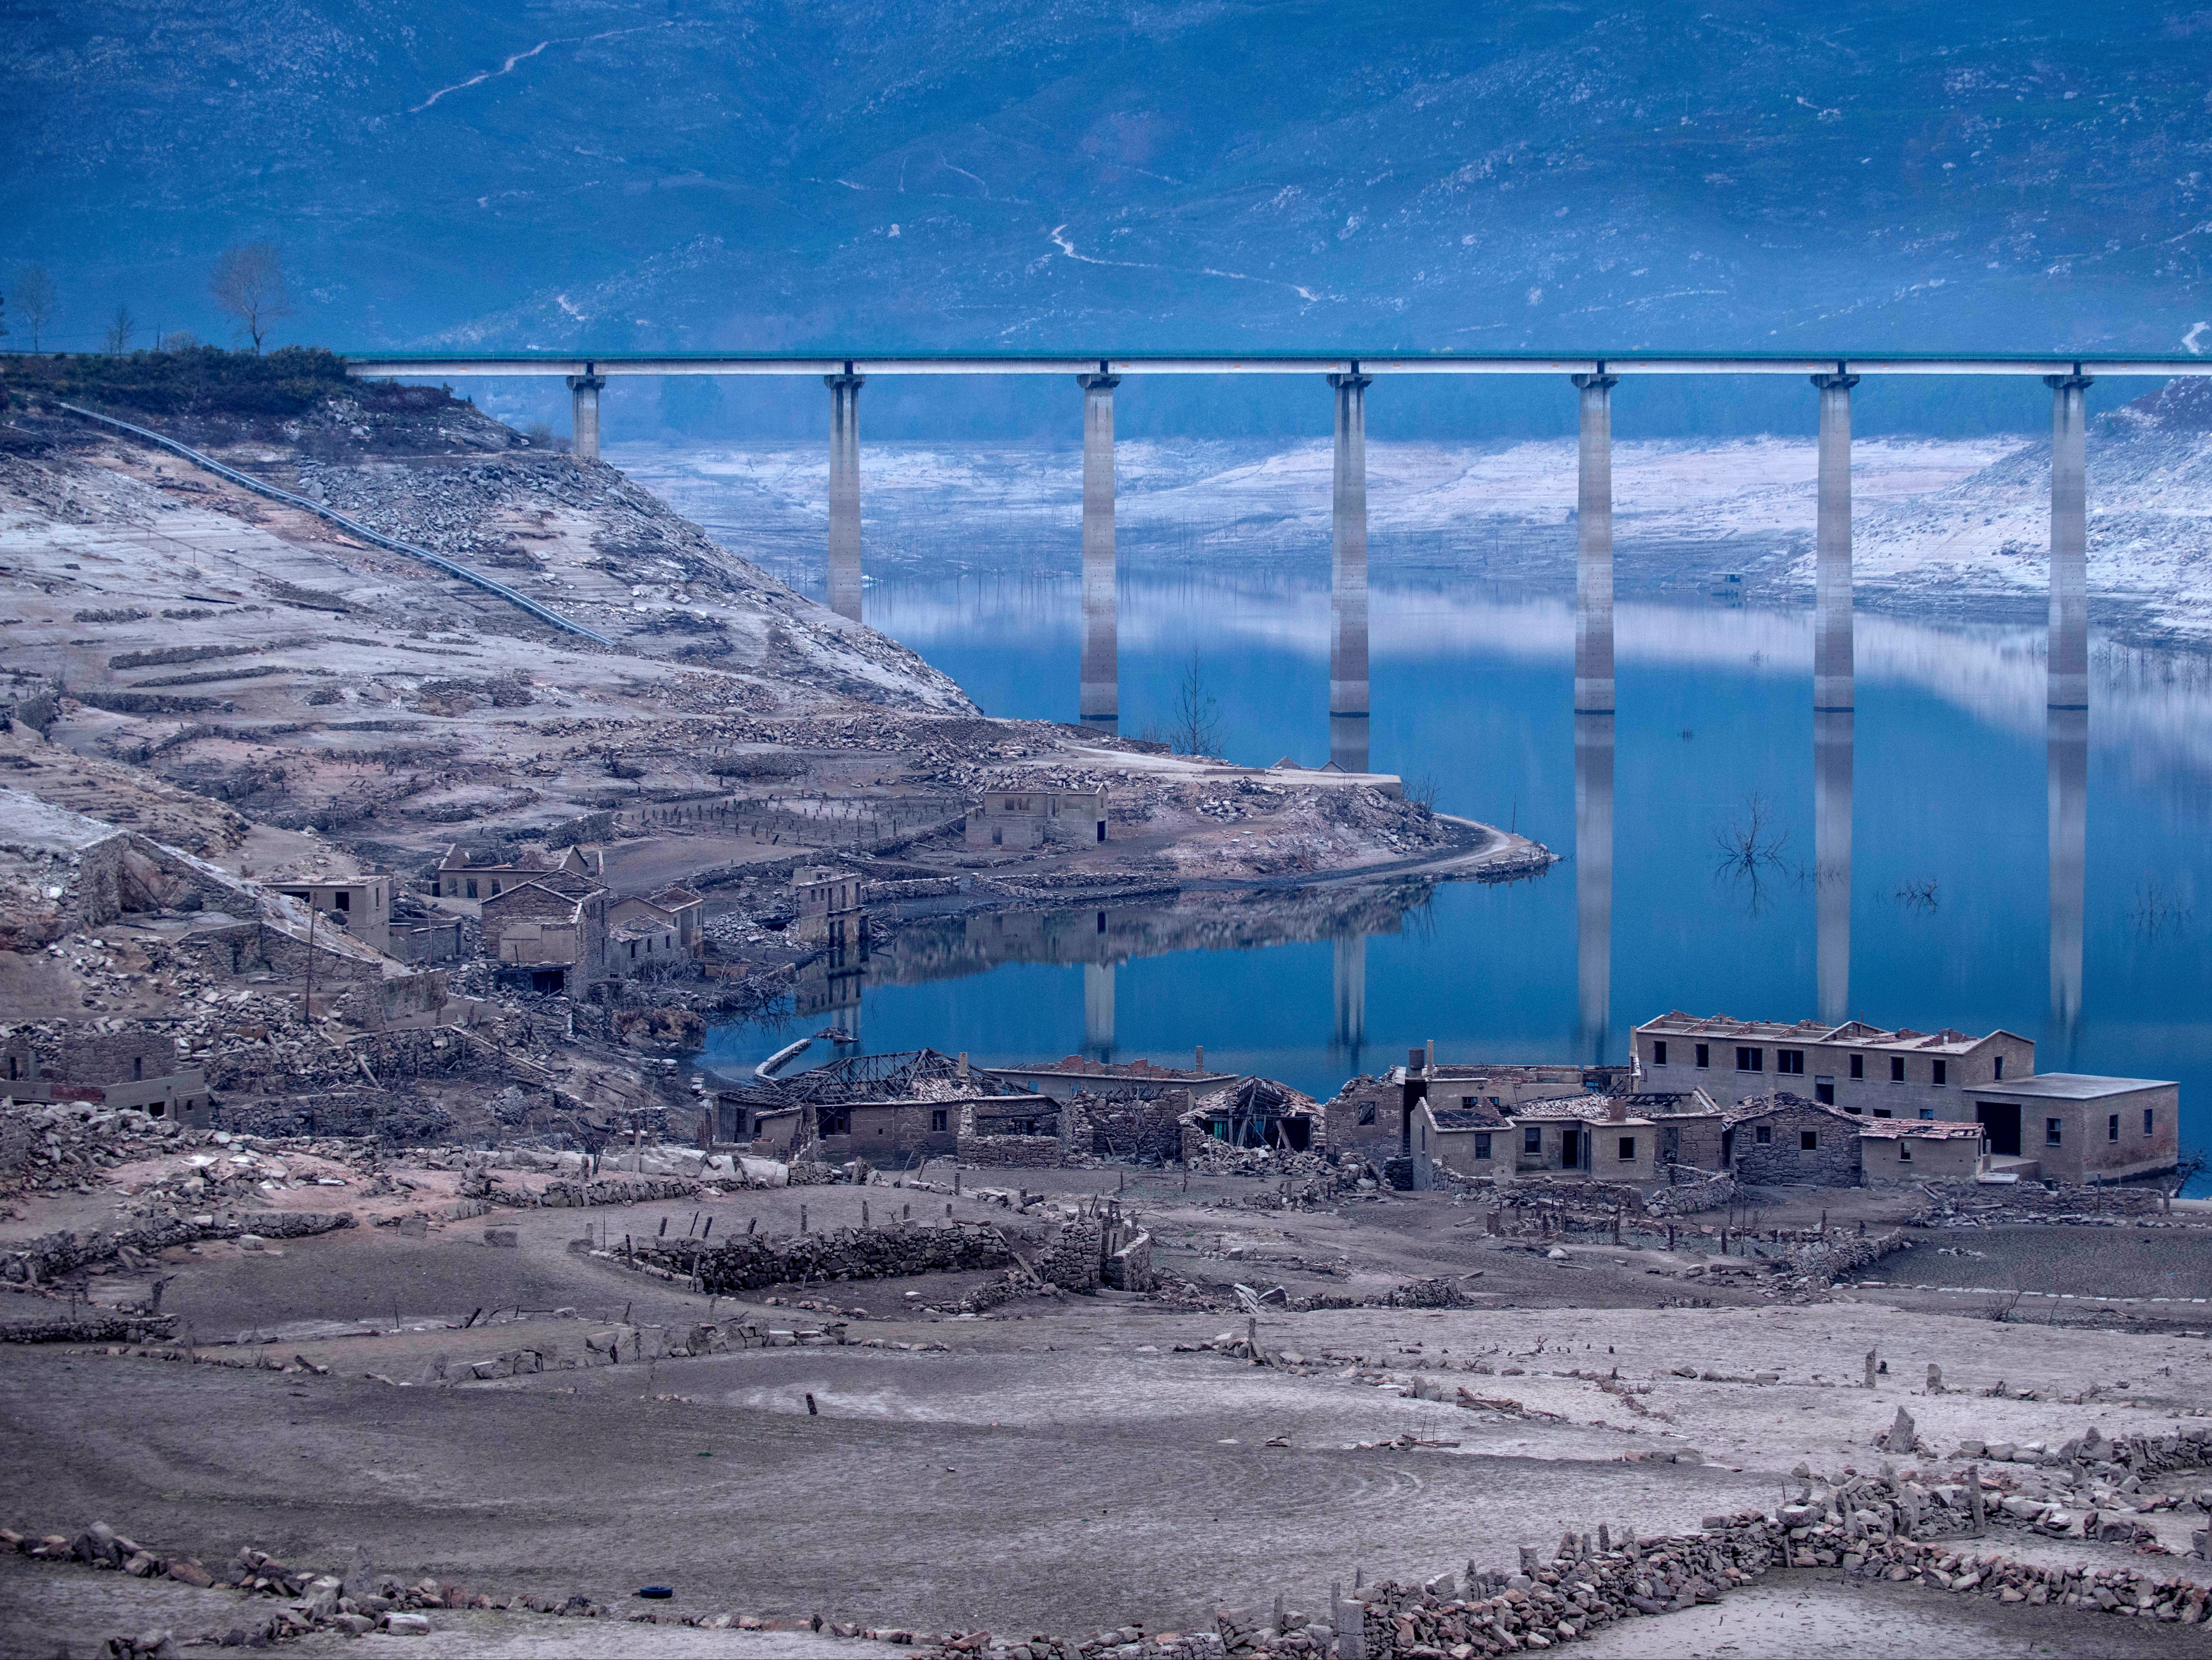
[6,2,2208,357]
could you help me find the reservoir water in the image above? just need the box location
[631,449,2212,1183]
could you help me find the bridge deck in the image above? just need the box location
[343,351,2212,379]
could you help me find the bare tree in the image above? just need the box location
[208,243,292,353]
[102,304,136,356]
[1712,793,1801,916]
[1171,651,1221,757]
[15,267,57,352]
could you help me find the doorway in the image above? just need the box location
[1975,1101,2022,1157]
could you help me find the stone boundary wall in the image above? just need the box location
[866,876,962,901]
[638,1222,1012,1292]
[536,1174,700,1208]
[2,1211,354,1284]
[1789,1227,1910,1283]
[1646,1168,1737,1217]
[1915,1180,2173,1224]
[0,1313,179,1345]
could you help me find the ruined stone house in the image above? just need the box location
[2,1028,209,1119]
[790,865,863,951]
[480,871,608,993]
[1180,1076,1321,1155]
[1721,1093,1867,1186]
[1857,1114,1987,1184]
[607,884,704,958]
[267,873,394,953]
[964,787,1108,850]
[429,843,593,902]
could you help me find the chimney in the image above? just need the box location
[1607,1097,1627,1123]
[1195,1045,1204,1072]
[957,1051,969,1080]
[1425,1038,1436,1074]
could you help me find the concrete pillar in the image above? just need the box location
[1327,370,1372,774]
[566,373,606,462]
[1332,932,1366,1065]
[1077,371,1121,731]
[2045,373,2092,713]
[1814,710,1853,1025]
[1571,372,1619,715]
[2044,372,2091,1051]
[1083,961,1115,1060]
[1811,371,1858,1024]
[2048,706,2087,1050]
[825,369,865,622]
[1575,708,1613,1062]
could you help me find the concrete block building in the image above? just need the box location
[1634,1010,2178,1182]
[1498,1097,1661,1184]
[1857,1115,1988,1184]
[1632,1012,2034,1116]
[1959,1074,2179,1182]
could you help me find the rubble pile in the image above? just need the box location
[0,1099,197,1196]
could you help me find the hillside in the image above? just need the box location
[0,349,990,855]
[6,3,2208,361]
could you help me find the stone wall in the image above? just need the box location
[1034,1217,1102,1291]
[958,1132,1066,1168]
[2,1211,354,1284]
[1321,1075,1398,1155]
[540,1174,700,1208]
[1079,1089,1188,1164]
[1646,1167,1737,1217]
[642,1222,1012,1292]
[44,1031,179,1086]
[0,1312,179,1345]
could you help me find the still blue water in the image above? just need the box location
[698,569,2212,1182]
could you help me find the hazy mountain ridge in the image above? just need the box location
[8,2,2210,357]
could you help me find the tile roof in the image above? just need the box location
[1720,1090,1866,1128]
[1427,1103,1509,1129]
[1855,1117,1986,1140]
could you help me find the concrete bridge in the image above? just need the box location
[347,349,2208,1051]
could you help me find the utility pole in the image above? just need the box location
[303,902,316,1021]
